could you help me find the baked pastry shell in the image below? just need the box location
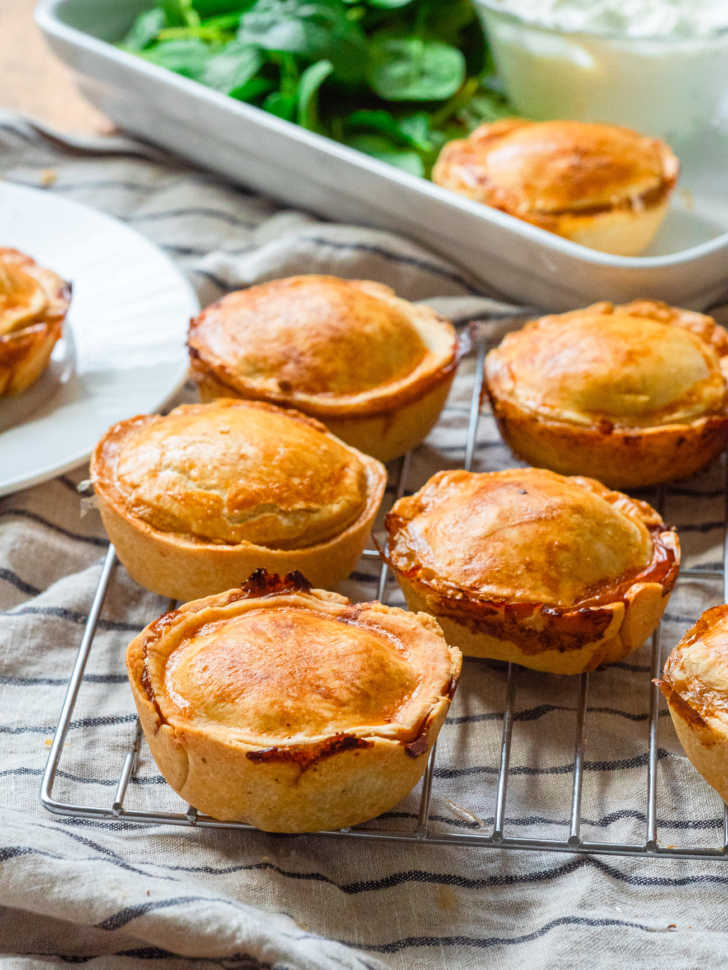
[432,120,678,257]
[126,574,461,831]
[487,392,728,490]
[485,303,728,489]
[385,477,680,675]
[555,199,670,257]
[659,605,728,805]
[91,412,387,601]
[187,279,460,463]
[0,249,70,396]
[192,361,457,464]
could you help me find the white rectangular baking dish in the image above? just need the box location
[37,0,728,310]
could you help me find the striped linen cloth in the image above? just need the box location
[2,113,728,969]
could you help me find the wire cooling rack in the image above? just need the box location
[41,330,728,860]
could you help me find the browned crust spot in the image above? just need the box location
[239,568,312,598]
[246,732,373,770]
[428,595,616,654]
[140,664,165,728]
[404,731,429,759]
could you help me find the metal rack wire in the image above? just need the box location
[41,332,728,860]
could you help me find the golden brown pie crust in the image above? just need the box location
[91,398,386,600]
[127,570,462,831]
[485,300,728,488]
[432,119,679,255]
[187,275,459,462]
[0,247,70,395]
[659,605,728,805]
[385,468,680,674]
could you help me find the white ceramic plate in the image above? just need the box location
[0,183,198,496]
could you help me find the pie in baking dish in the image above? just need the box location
[0,247,70,395]
[432,119,679,255]
[385,467,680,675]
[485,300,728,488]
[91,398,386,600]
[659,606,728,805]
[187,275,459,462]
[127,569,462,831]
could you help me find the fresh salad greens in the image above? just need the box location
[119,0,513,177]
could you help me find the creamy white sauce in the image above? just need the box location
[477,0,728,146]
[489,0,728,37]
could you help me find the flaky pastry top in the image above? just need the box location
[386,468,671,608]
[133,572,461,749]
[487,301,728,429]
[92,399,374,549]
[188,275,458,416]
[433,119,678,222]
[661,605,728,727]
[0,247,70,337]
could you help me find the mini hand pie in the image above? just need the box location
[0,247,70,395]
[127,570,461,831]
[385,467,680,674]
[433,119,678,255]
[659,606,728,806]
[188,275,459,462]
[485,300,728,487]
[91,398,386,600]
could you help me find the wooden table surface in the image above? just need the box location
[0,0,109,133]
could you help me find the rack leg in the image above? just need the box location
[492,664,515,841]
[568,673,589,846]
[41,546,118,811]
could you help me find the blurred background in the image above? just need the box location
[0,0,106,132]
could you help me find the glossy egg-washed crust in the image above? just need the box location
[187,275,460,462]
[91,398,386,600]
[0,247,70,395]
[127,570,462,831]
[486,301,728,488]
[385,468,680,675]
[658,605,728,804]
[433,120,679,256]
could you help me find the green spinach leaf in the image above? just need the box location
[141,38,213,78]
[344,108,433,151]
[345,133,425,176]
[121,9,167,50]
[238,0,367,82]
[297,59,334,129]
[163,0,201,27]
[365,0,417,8]
[264,90,297,119]
[200,40,263,93]
[192,0,253,13]
[230,76,277,101]
[367,34,465,101]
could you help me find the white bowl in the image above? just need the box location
[475,2,728,150]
